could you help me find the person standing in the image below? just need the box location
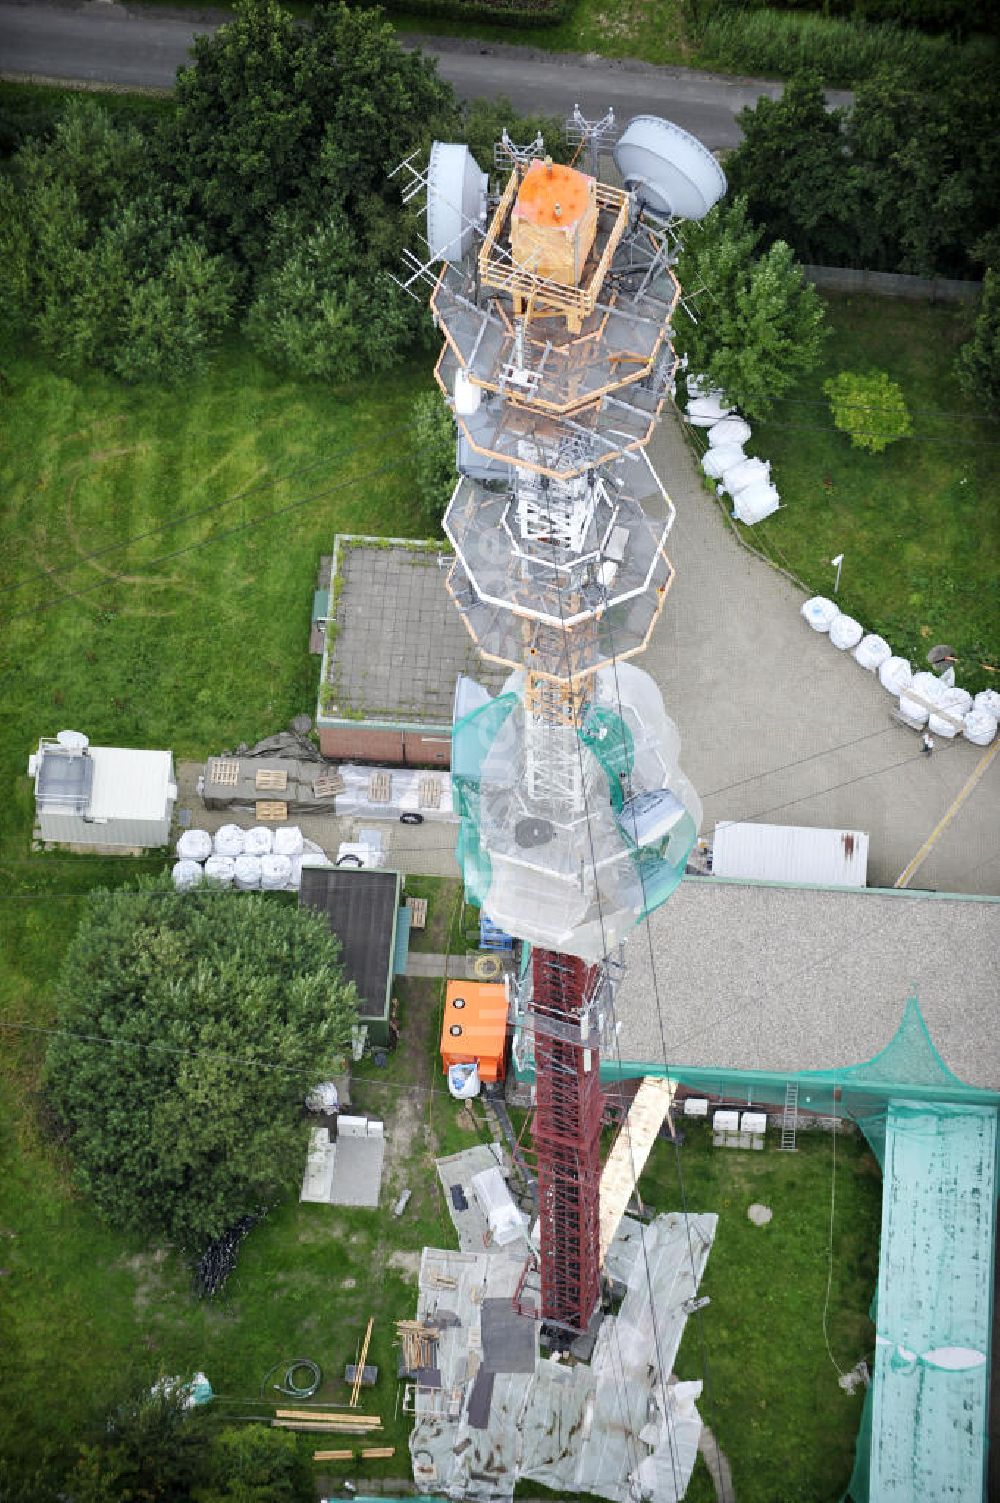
[922,732,934,757]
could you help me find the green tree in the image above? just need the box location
[823,369,912,452]
[244,211,418,381]
[114,237,238,384]
[199,1425,311,1503]
[674,197,827,419]
[43,881,357,1249]
[63,1387,210,1503]
[410,390,456,531]
[955,268,1000,408]
[166,0,456,267]
[728,74,858,267]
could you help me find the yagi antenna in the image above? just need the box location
[565,105,618,178]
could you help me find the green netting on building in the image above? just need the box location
[578,997,996,1503]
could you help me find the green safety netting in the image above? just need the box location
[450,685,697,955]
[581,997,997,1503]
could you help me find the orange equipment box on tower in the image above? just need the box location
[440,980,509,1083]
[510,158,598,288]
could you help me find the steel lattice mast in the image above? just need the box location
[396,114,726,1332]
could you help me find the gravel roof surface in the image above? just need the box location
[614,879,999,1089]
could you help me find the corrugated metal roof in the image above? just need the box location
[86,747,174,823]
[713,820,868,887]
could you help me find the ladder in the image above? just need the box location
[780,1081,799,1152]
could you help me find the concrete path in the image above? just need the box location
[0,0,850,149]
[640,413,1000,896]
[698,1424,736,1503]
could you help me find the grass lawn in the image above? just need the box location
[738,294,1000,691]
[1,334,888,1494]
[649,1121,882,1503]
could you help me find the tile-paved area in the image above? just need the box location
[325,544,504,723]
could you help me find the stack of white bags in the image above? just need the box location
[801,596,996,746]
[686,378,780,526]
[172,825,307,890]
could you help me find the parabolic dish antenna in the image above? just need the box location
[55,730,89,751]
[426,142,489,263]
[614,116,727,221]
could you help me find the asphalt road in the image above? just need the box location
[0,0,850,148]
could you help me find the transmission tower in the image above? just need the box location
[396,116,726,1333]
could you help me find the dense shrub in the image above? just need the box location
[410,390,457,530]
[727,65,1000,280]
[366,0,572,24]
[704,0,995,38]
[955,270,1000,408]
[824,370,912,452]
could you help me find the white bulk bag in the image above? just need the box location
[204,855,235,887]
[234,855,262,890]
[938,686,972,717]
[911,671,947,706]
[879,656,912,694]
[171,859,203,890]
[853,634,892,672]
[829,614,864,651]
[701,444,745,480]
[686,394,732,426]
[928,711,960,739]
[260,853,292,890]
[707,416,752,448]
[974,689,1000,719]
[732,482,780,525]
[722,456,770,495]
[963,709,997,747]
[214,824,245,858]
[273,825,304,858]
[176,828,213,862]
[801,596,840,632]
[244,825,274,857]
[898,693,929,727]
[685,374,712,399]
[287,855,303,891]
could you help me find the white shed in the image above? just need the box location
[712,821,868,888]
[29,733,176,850]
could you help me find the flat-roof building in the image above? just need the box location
[298,865,408,1047]
[29,733,176,851]
[315,536,504,767]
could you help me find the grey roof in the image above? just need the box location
[613,879,1000,1090]
[320,540,504,728]
[299,866,401,1022]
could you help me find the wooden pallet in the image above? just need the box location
[255,768,288,791]
[362,1447,396,1459]
[407,896,428,930]
[256,800,288,822]
[417,775,443,810]
[313,771,345,799]
[313,1449,354,1462]
[368,770,392,804]
[207,757,239,787]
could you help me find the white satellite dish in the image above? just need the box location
[55,730,89,752]
[614,116,727,221]
[426,142,489,263]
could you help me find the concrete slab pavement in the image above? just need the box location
[641,413,1000,895]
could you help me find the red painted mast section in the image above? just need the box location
[531,947,603,1331]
